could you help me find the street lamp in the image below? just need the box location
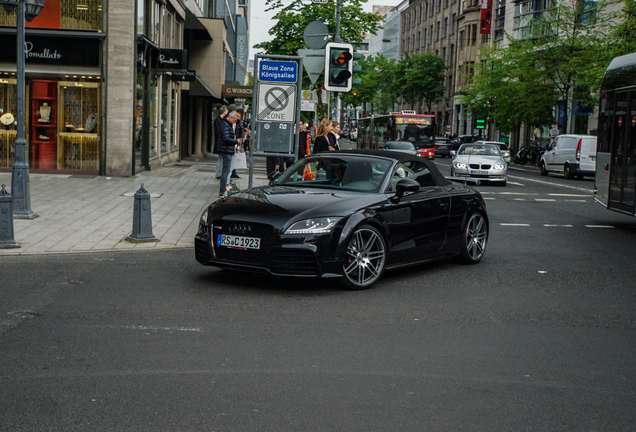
[1,0,44,219]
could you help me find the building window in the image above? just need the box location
[423,29,427,46]
[449,44,454,66]
[442,46,446,60]
[443,17,448,38]
[472,24,477,45]
[436,21,440,40]
[452,13,456,34]
[459,30,464,49]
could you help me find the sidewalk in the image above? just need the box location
[0,154,269,256]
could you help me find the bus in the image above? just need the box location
[357,112,436,155]
[595,52,636,216]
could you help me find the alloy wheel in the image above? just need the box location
[464,213,487,262]
[343,226,386,289]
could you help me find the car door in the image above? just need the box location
[384,161,451,263]
[544,139,557,170]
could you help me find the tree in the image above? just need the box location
[611,0,636,57]
[339,54,397,116]
[392,53,446,113]
[254,0,383,118]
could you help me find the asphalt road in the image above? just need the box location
[1,149,636,431]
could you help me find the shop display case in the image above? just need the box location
[0,78,19,169]
[58,81,100,171]
[31,80,57,169]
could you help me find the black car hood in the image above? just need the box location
[208,185,386,229]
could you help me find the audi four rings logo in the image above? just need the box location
[229,224,251,235]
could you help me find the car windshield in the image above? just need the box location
[458,144,501,156]
[276,155,393,192]
[386,142,415,150]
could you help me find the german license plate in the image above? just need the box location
[216,234,261,250]
[471,170,489,175]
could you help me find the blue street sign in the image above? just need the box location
[258,60,298,83]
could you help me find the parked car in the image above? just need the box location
[434,138,453,158]
[539,134,597,178]
[450,143,508,186]
[381,141,420,156]
[195,150,489,289]
[475,141,511,163]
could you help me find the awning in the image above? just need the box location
[189,75,222,100]
[185,9,213,41]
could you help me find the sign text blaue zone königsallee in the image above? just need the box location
[258,60,298,83]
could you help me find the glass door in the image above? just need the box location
[609,90,636,214]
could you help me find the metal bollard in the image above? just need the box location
[0,184,20,249]
[125,184,158,243]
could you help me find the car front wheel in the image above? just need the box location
[540,161,548,176]
[342,224,386,290]
[455,212,488,264]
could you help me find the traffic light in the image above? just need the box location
[351,51,363,87]
[474,118,486,129]
[324,42,354,92]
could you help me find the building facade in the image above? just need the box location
[0,0,248,177]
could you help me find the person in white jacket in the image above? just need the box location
[328,121,341,151]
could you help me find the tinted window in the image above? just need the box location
[386,142,416,150]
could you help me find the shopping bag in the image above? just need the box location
[232,150,247,169]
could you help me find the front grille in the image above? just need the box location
[469,164,492,170]
[213,221,273,265]
[195,238,212,263]
[481,164,492,169]
[269,250,318,275]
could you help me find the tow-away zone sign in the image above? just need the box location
[257,83,297,123]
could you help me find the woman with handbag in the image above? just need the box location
[313,118,334,154]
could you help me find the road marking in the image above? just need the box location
[499,192,535,195]
[544,224,573,227]
[500,223,530,226]
[548,193,589,197]
[483,197,495,200]
[507,175,593,193]
[585,225,615,229]
[535,199,556,202]
[508,181,525,186]
[514,198,526,201]
[565,199,587,202]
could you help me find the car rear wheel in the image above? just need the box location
[564,164,573,179]
[455,212,488,264]
[342,225,386,290]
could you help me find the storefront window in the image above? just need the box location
[0,0,102,31]
[58,81,100,171]
[160,76,168,154]
[148,82,158,159]
[0,79,18,169]
[170,87,177,151]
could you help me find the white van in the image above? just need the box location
[539,134,597,179]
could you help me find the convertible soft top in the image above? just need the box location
[331,149,452,186]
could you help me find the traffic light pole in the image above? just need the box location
[332,0,341,124]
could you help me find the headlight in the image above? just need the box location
[494,164,506,170]
[285,217,341,234]
[454,163,467,169]
[416,153,422,157]
[199,209,208,226]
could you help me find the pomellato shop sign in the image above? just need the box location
[0,34,100,67]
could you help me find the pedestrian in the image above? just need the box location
[329,121,341,150]
[213,106,227,179]
[227,104,242,179]
[313,118,334,153]
[218,111,243,197]
[298,120,310,159]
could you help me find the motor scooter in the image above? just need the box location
[514,147,529,165]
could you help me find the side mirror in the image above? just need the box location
[268,170,282,185]
[450,150,456,157]
[395,178,419,198]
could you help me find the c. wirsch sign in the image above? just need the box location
[0,34,100,67]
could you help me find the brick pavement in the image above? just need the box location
[0,155,269,256]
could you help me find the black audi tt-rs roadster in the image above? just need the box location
[195,150,488,289]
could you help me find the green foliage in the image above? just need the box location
[340,54,397,114]
[611,0,636,56]
[254,0,382,55]
[462,0,618,138]
[391,52,446,113]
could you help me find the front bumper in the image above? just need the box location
[452,168,506,183]
[195,220,344,277]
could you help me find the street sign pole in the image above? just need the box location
[249,54,303,189]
